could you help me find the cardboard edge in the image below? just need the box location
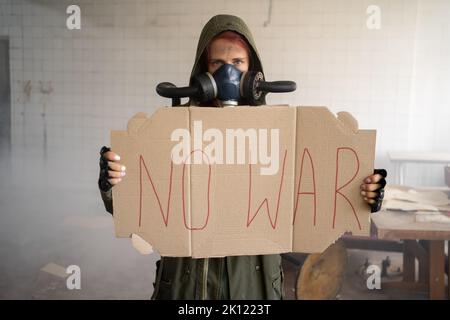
[337,111,359,133]
[188,107,193,256]
[289,106,298,253]
[127,112,150,135]
[113,105,376,257]
[127,107,174,136]
[292,106,375,254]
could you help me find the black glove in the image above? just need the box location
[370,169,387,213]
[98,146,113,192]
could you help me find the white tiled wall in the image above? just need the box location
[0,0,449,186]
[406,0,450,186]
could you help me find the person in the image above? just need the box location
[98,14,387,300]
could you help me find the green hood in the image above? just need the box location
[189,14,265,105]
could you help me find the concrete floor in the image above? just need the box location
[0,146,442,300]
[0,146,159,299]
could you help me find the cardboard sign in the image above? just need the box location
[111,106,376,257]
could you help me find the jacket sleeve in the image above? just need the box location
[100,189,114,215]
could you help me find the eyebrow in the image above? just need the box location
[209,58,246,63]
[209,59,225,63]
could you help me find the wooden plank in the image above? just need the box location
[403,240,416,282]
[428,240,445,300]
[341,237,403,252]
[419,259,429,285]
[409,240,428,261]
[382,281,428,292]
[418,242,429,284]
[371,211,450,241]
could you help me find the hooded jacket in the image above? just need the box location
[188,14,266,106]
[100,14,283,300]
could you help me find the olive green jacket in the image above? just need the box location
[100,14,283,300]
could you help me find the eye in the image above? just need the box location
[211,60,223,66]
[233,59,243,65]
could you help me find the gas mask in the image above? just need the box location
[211,63,243,106]
[156,67,296,106]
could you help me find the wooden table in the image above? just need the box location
[371,211,450,299]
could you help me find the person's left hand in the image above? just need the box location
[360,169,387,212]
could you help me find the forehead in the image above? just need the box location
[208,38,248,58]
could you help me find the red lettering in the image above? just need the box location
[332,147,361,229]
[139,155,173,227]
[293,148,317,225]
[246,150,288,229]
[182,149,212,230]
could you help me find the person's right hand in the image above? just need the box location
[98,146,126,192]
[102,150,126,186]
